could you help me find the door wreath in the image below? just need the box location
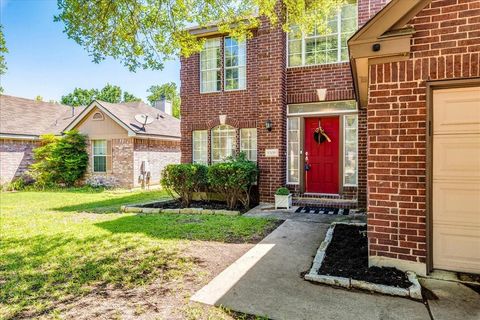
[314,120,332,144]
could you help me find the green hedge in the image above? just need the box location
[161,163,208,207]
[160,154,258,209]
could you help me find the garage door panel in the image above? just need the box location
[433,86,480,135]
[433,225,480,274]
[433,181,480,226]
[433,86,480,274]
[433,135,480,179]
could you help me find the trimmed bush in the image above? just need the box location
[161,163,208,207]
[207,153,258,209]
[275,187,290,196]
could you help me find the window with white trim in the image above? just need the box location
[92,140,107,172]
[287,118,300,184]
[211,125,236,163]
[288,1,357,67]
[240,128,257,161]
[192,130,208,164]
[343,114,358,186]
[200,38,221,93]
[224,37,246,90]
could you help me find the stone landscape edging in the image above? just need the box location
[120,199,241,216]
[304,222,423,300]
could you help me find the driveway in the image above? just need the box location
[191,219,431,320]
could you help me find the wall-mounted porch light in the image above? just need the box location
[265,119,273,132]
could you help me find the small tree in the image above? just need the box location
[30,134,60,188]
[30,130,88,188]
[207,153,258,209]
[161,163,208,207]
[54,130,88,186]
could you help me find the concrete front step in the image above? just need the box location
[293,197,357,209]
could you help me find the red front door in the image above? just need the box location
[304,117,340,194]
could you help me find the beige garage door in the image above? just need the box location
[433,86,480,274]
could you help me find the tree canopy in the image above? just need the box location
[55,0,346,71]
[0,25,8,93]
[147,82,180,118]
[61,84,141,106]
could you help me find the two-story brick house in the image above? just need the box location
[181,0,480,276]
[181,0,385,209]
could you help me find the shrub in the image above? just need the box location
[54,130,89,186]
[4,174,35,191]
[275,187,290,196]
[161,163,208,207]
[30,130,88,188]
[207,153,258,209]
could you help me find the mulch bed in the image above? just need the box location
[318,224,412,289]
[142,200,247,213]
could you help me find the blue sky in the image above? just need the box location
[0,0,180,102]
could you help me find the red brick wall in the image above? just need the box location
[180,5,287,202]
[133,139,180,187]
[0,139,38,185]
[358,0,390,27]
[367,0,480,266]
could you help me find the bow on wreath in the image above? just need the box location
[314,120,331,144]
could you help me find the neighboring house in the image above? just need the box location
[0,95,181,188]
[181,0,480,276]
[0,95,82,185]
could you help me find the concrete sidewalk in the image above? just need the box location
[191,220,430,320]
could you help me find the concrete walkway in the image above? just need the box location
[191,220,430,320]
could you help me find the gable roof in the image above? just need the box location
[0,95,85,139]
[347,0,433,108]
[65,100,181,140]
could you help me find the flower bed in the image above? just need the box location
[305,222,422,300]
[121,199,242,215]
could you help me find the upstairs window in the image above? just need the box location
[224,37,246,90]
[288,1,357,67]
[211,125,236,163]
[200,38,221,93]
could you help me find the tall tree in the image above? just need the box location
[60,84,141,106]
[147,82,180,118]
[0,25,8,93]
[61,88,98,106]
[55,0,345,71]
[96,83,122,103]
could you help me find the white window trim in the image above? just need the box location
[192,130,208,164]
[239,128,257,162]
[342,114,358,187]
[286,3,358,68]
[211,125,236,164]
[200,38,221,94]
[286,117,301,185]
[224,37,247,91]
[92,140,107,173]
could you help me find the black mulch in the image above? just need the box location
[141,200,247,212]
[318,224,412,289]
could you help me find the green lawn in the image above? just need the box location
[0,189,277,319]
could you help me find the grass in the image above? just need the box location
[0,189,277,319]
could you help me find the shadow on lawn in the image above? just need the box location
[53,193,169,214]
[1,233,189,319]
[95,214,276,244]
